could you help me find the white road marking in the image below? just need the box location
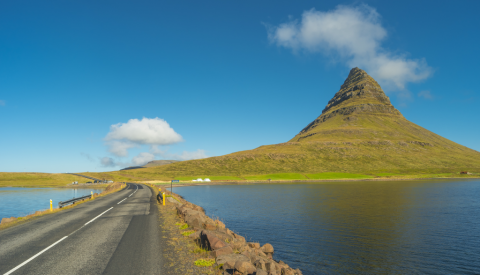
[84,207,113,226]
[117,198,127,204]
[3,236,68,275]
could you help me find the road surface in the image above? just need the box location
[0,183,165,275]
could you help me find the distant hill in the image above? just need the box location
[92,68,480,180]
[143,160,180,167]
[120,160,180,171]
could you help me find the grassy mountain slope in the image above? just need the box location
[85,68,480,181]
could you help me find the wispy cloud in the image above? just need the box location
[267,4,432,91]
[81,152,95,162]
[418,90,434,100]
[0,100,5,106]
[100,157,116,167]
[131,152,155,166]
[105,117,183,157]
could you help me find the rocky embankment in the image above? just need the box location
[159,192,302,275]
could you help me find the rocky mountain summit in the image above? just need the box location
[299,67,402,136]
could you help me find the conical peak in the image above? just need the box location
[295,68,403,138]
[321,68,395,115]
[340,67,376,90]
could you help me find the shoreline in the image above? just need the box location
[150,176,480,188]
[155,185,303,274]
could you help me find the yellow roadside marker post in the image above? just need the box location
[91,191,94,199]
[50,199,53,211]
[163,192,165,206]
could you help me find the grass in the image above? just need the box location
[243,173,307,181]
[306,172,374,180]
[181,230,195,236]
[194,259,216,267]
[0,172,92,188]
[175,176,245,181]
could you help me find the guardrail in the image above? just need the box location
[58,195,92,208]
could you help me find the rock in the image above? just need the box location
[253,259,266,271]
[185,212,206,229]
[294,268,302,275]
[200,230,227,250]
[203,219,217,230]
[216,220,226,229]
[1,217,15,224]
[255,249,267,257]
[234,260,256,274]
[210,246,233,257]
[261,243,274,253]
[265,262,277,275]
[233,233,246,243]
[256,269,268,275]
[216,253,250,270]
[278,260,285,265]
[247,242,260,249]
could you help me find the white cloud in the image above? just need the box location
[100,157,116,167]
[418,90,433,100]
[131,152,155,166]
[105,117,183,157]
[267,5,432,90]
[101,117,206,168]
[0,100,5,106]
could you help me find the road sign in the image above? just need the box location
[171,180,179,183]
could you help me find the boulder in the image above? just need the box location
[210,246,233,257]
[216,253,250,270]
[234,260,256,274]
[1,217,15,224]
[256,269,268,275]
[200,230,229,250]
[253,259,266,271]
[216,220,226,229]
[261,243,274,253]
[233,233,246,243]
[247,242,260,249]
[185,212,206,229]
[265,262,277,275]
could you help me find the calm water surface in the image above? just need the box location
[0,187,104,220]
[175,179,480,275]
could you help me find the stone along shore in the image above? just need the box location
[158,190,303,275]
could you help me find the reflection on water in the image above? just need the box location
[175,180,480,274]
[0,187,104,220]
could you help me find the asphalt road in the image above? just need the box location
[0,183,164,275]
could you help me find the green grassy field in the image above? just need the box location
[306,172,374,180]
[0,173,88,187]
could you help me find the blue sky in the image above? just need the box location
[1,0,479,173]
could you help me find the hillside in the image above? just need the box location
[84,68,480,181]
[143,160,180,168]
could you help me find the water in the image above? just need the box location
[175,179,480,274]
[0,187,104,220]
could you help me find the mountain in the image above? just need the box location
[143,160,180,168]
[103,68,480,179]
